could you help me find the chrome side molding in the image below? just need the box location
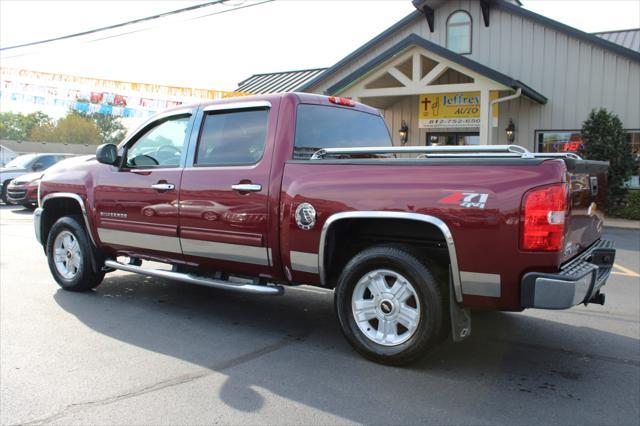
[104,259,284,295]
[318,211,463,303]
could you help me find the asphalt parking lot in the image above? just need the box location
[1,204,639,425]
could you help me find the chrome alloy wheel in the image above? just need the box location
[53,230,82,280]
[351,269,422,346]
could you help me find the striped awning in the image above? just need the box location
[236,68,327,94]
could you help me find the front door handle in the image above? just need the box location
[151,183,175,191]
[231,183,262,192]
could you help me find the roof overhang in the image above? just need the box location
[326,34,548,104]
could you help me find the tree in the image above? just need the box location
[69,110,127,145]
[581,108,634,210]
[90,113,127,145]
[48,114,102,145]
[0,111,54,141]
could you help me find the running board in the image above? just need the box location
[104,260,284,295]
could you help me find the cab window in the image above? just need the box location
[195,109,269,167]
[126,116,191,168]
[293,104,392,160]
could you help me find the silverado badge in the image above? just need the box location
[295,203,317,230]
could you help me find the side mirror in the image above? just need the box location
[96,143,118,165]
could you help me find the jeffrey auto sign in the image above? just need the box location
[419,91,498,128]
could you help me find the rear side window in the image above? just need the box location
[294,104,392,160]
[195,109,269,166]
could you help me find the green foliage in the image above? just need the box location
[609,191,640,220]
[0,111,53,141]
[0,110,126,145]
[69,110,126,145]
[48,114,102,145]
[581,108,634,211]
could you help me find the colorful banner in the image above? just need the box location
[0,67,251,120]
[418,91,499,128]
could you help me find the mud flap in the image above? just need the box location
[449,270,471,342]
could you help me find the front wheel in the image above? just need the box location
[335,245,444,365]
[46,216,105,291]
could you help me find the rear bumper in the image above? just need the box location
[521,239,615,309]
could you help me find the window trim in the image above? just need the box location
[192,107,271,168]
[446,10,472,55]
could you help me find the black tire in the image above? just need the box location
[46,215,105,291]
[334,245,444,365]
[1,181,9,204]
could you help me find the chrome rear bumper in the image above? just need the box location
[521,239,615,309]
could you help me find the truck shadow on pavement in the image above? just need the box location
[52,273,640,424]
[0,204,34,215]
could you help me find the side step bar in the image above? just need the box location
[104,260,284,295]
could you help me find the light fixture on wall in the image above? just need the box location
[505,119,516,143]
[399,120,409,145]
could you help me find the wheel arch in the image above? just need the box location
[40,192,97,249]
[319,211,462,302]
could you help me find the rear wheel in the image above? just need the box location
[335,245,444,365]
[46,216,104,291]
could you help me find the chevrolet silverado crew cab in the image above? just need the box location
[34,93,616,365]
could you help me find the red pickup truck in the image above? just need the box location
[34,93,615,365]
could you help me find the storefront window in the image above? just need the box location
[536,130,640,188]
[536,131,584,154]
[427,132,479,146]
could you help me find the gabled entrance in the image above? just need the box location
[325,34,547,146]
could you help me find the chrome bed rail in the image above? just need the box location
[310,144,583,160]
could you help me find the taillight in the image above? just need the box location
[328,96,355,107]
[520,183,568,251]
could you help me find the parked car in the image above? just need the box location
[0,153,73,204]
[34,93,615,365]
[0,145,18,167]
[6,172,43,208]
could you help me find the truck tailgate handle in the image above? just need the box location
[231,183,262,192]
[151,183,175,191]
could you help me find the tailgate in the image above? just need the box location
[562,159,609,263]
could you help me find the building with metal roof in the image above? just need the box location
[238,1,639,187]
[235,68,327,94]
[594,29,640,53]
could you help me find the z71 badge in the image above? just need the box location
[439,191,489,209]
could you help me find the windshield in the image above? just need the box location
[3,154,37,169]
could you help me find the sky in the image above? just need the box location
[1,0,639,91]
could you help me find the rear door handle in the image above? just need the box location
[231,183,262,192]
[151,183,175,191]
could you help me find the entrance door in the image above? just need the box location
[93,111,194,261]
[426,132,479,146]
